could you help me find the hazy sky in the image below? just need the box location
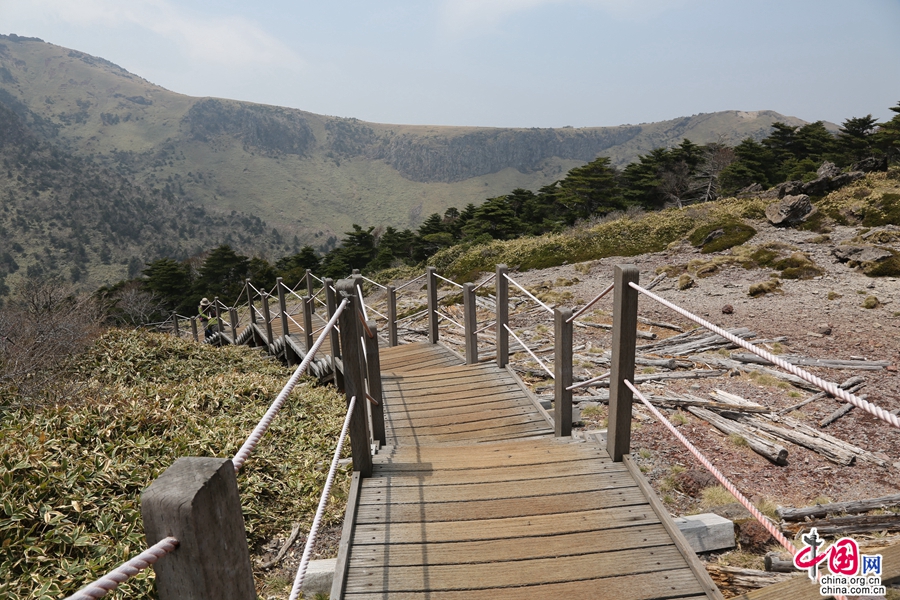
[3,0,899,128]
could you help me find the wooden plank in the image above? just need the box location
[344,547,690,592]
[384,384,525,406]
[383,394,534,419]
[352,504,660,545]
[355,487,647,523]
[385,412,549,436]
[358,471,639,504]
[368,458,627,487]
[387,419,554,443]
[347,523,674,566]
[385,405,537,428]
[372,443,605,471]
[623,455,725,600]
[344,570,707,600]
[330,471,363,599]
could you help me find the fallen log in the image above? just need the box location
[781,513,900,536]
[706,565,796,591]
[777,493,900,521]
[593,369,727,388]
[653,396,771,413]
[637,316,685,332]
[731,353,889,370]
[777,376,865,415]
[575,320,657,339]
[819,396,867,427]
[763,552,795,573]
[695,356,820,391]
[768,414,892,469]
[686,406,788,465]
[730,414,856,466]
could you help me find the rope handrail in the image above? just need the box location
[434,273,464,289]
[395,273,427,291]
[504,273,554,315]
[65,537,179,600]
[568,370,610,391]
[625,379,799,555]
[504,324,554,379]
[285,313,305,332]
[568,282,614,323]
[436,310,465,332]
[475,320,496,335]
[471,272,496,292]
[288,395,356,600]
[630,282,900,430]
[231,285,246,310]
[360,275,387,290]
[366,305,388,321]
[309,272,325,284]
[285,286,309,303]
[247,281,264,297]
[232,298,349,472]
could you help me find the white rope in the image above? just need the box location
[66,537,179,599]
[366,305,388,320]
[475,320,497,334]
[309,272,325,284]
[436,311,465,332]
[471,272,497,292]
[504,273,554,315]
[568,282,614,323]
[288,396,356,600]
[434,273,464,288]
[395,272,427,291]
[504,324,554,379]
[232,299,349,472]
[568,370,610,391]
[631,282,900,429]
[360,275,387,290]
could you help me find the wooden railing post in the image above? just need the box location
[260,293,274,348]
[190,317,199,342]
[305,269,315,313]
[173,315,180,338]
[325,278,344,391]
[276,278,293,365]
[554,307,574,437]
[496,264,509,368]
[608,264,639,462]
[386,284,398,347]
[336,279,373,477]
[303,296,314,352]
[426,266,438,344]
[463,282,478,364]
[229,308,238,342]
[213,297,221,337]
[364,319,386,446]
[142,457,255,600]
[246,280,257,325]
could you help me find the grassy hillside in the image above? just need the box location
[0,35,819,251]
[0,329,348,600]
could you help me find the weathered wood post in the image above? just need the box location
[364,319,386,446]
[386,284,398,347]
[276,278,293,365]
[173,315,180,338]
[496,264,509,368]
[190,317,199,342]
[229,308,238,343]
[142,457,255,600]
[352,274,364,315]
[246,280,257,325]
[608,265,639,462]
[305,269,315,313]
[554,307,574,437]
[303,296,314,352]
[463,282,478,364]
[260,293,274,348]
[325,278,344,391]
[426,266,438,344]
[336,279,373,476]
[213,297,222,337]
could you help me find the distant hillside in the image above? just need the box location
[0,35,822,253]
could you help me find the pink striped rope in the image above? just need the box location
[631,282,899,430]
[232,298,348,472]
[65,537,178,599]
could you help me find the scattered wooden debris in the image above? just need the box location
[686,406,788,465]
[592,369,726,388]
[781,513,900,536]
[638,327,757,356]
[777,494,900,521]
[696,356,820,391]
[637,315,684,332]
[731,353,889,370]
[819,395,867,427]
[575,320,657,339]
[707,565,797,593]
[777,376,865,414]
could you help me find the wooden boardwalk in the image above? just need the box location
[334,342,723,599]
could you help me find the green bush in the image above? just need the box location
[688,220,757,253]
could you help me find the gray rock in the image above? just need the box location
[816,161,842,179]
[851,156,889,173]
[765,194,813,226]
[776,180,805,198]
[832,245,894,265]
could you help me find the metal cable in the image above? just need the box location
[568,282,614,323]
[232,299,348,472]
[65,537,179,600]
[288,396,356,600]
[631,282,900,429]
[504,273,554,314]
[504,324,554,379]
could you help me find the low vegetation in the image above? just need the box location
[1,330,348,600]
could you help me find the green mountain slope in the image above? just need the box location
[0,35,820,252]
